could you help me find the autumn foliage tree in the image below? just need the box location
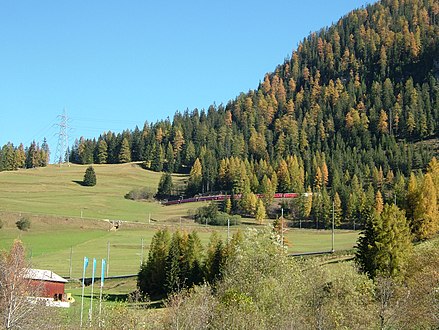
[6,0,436,233]
[186,158,202,196]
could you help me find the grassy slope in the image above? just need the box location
[0,163,189,221]
[0,163,359,278]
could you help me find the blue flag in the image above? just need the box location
[83,256,89,271]
[91,258,97,283]
[101,259,106,287]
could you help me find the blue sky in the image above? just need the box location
[0,0,373,156]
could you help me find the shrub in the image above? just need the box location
[194,203,241,226]
[83,166,96,186]
[16,217,31,231]
[125,187,154,201]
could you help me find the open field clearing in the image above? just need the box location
[0,212,359,278]
[0,163,358,278]
[0,163,189,221]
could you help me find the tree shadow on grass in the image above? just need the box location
[72,180,86,186]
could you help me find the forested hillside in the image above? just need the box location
[1,0,438,231]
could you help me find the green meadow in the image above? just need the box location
[0,163,191,221]
[0,214,358,278]
[0,163,359,279]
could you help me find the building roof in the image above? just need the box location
[24,268,68,283]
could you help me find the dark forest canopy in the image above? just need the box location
[67,1,437,175]
[1,0,438,231]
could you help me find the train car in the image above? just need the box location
[283,193,299,198]
[163,192,301,205]
[163,199,179,205]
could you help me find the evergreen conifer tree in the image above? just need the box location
[204,232,224,284]
[151,142,164,172]
[165,231,187,294]
[156,172,173,198]
[83,166,96,186]
[186,231,204,287]
[138,229,171,298]
[356,204,412,279]
[165,142,175,173]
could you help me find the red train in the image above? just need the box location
[163,192,299,206]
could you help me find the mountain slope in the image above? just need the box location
[2,0,438,229]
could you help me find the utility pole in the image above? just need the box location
[332,201,335,253]
[106,241,110,277]
[281,208,284,247]
[140,238,144,266]
[55,108,70,166]
[227,218,230,242]
[69,246,73,278]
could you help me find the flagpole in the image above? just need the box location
[99,259,106,327]
[80,256,88,328]
[89,258,96,325]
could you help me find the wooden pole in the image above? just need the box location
[140,238,144,266]
[69,246,73,278]
[281,208,284,247]
[332,201,335,253]
[106,241,110,277]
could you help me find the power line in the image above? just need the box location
[55,109,70,166]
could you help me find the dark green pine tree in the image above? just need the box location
[164,230,188,294]
[183,140,196,166]
[201,149,217,193]
[174,150,182,173]
[138,229,171,298]
[118,137,131,163]
[204,232,225,284]
[131,126,143,162]
[151,142,164,172]
[356,204,412,279]
[25,141,38,168]
[156,172,173,198]
[40,137,50,166]
[186,231,204,287]
[164,142,175,173]
[355,207,379,279]
[106,134,118,164]
[83,166,97,186]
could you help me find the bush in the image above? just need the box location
[83,166,96,186]
[194,203,241,226]
[125,187,154,201]
[16,217,31,231]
